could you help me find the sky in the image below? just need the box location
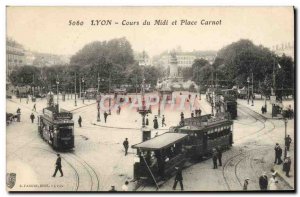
[7,7,294,57]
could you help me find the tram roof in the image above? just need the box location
[179,119,232,132]
[132,132,188,151]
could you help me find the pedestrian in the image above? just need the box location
[268,172,278,190]
[52,154,63,177]
[153,116,159,129]
[121,181,129,191]
[243,178,250,190]
[283,156,291,177]
[78,116,82,127]
[216,146,223,166]
[30,113,35,123]
[33,104,36,112]
[172,166,184,191]
[117,106,121,115]
[180,112,184,121]
[212,149,218,169]
[109,186,117,192]
[123,138,129,156]
[259,172,268,190]
[104,111,108,123]
[191,112,194,118]
[285,135,292,151]
[261,106,264,114]
[274,143,282,164]
[198,108,202,117]
[162,115,166,127]
[16,108,21,122]
[145,115,149,126]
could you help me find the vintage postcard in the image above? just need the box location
[6,6,295,192]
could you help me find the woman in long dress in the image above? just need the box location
[269,172,278,190]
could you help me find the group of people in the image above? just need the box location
[244,171,280,191]
[261,105,267,114]
[274,140,292,177]
[108,181,129,192]
[144,115,167,129]
[191,109,202,118]
[77,111,110,128]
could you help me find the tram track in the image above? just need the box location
[222,146,270,191]
[31,147,80,191]
[64,152,100,191]
[31,146,100,191]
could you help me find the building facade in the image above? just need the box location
[160,51,216,68]
[271,42,294,60]
[6,38,25,76]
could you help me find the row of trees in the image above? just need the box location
[9,37,164,93]
[8,38,294,99]
[189,39,294,98]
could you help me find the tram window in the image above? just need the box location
[60,126,73,137]
[218,130,222,137]
[214,131,218,139]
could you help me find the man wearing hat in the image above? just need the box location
[259,172,268,190]
[109,186,117,192]
[172,166,184,191]
[285,135,292,151]
[283,155,292,177]
[243,178,250,190]
[212,148,218,169]
[274,143,283,164]
[52,154,63,177]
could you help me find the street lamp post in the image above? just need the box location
[74,73,77,106]
[56,77,59,106]
[108,72,111,115]
[158,91,162,117]
[97,73,101,122]
[251,72,254,106]
[79,77,82,99]
[247,76,250,104]
[97,73,100,93]
[284,118,288,158]
[97,101,100,122]
[82,77,85,104]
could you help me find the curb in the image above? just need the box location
[237,102,283,120]
[69,101,97,112]
[91,122,170,131]
[272,165,294,190]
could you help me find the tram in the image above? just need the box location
[132,113,233,183]
[37,105,74,150]
[176,113,233,158]
[132,133,188,183]
[219,95,237,119]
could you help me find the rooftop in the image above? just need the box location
[132,132,188,150]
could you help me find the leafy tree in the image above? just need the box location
[181,67,193,81]
[10,66,41,87]
[212,39,294,97]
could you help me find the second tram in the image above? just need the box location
[38,105,74,150]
